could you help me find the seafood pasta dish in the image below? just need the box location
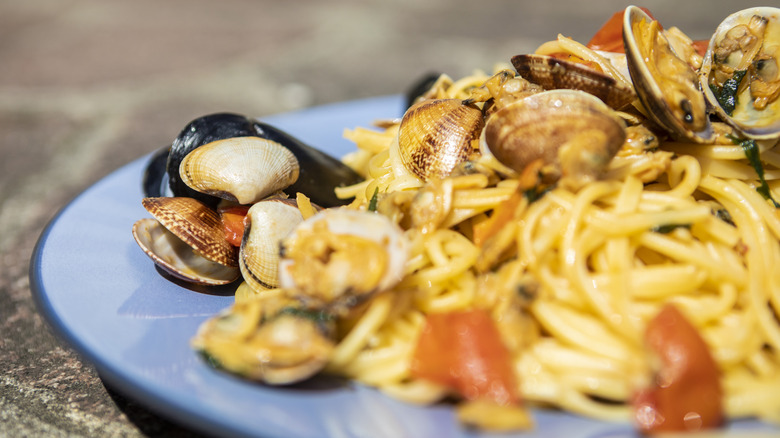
[132,6,780,435]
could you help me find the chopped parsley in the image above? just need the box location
[709,69,747,116]
[652,223,691,234]
[368,187,379,212]
[730,135,780,208]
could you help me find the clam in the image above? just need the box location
[133,197,240,285]
[192,290,335,385]
[278,209,409,315]
[699,7,780,139]
[397,98,484,181]
[142,145,171,198]
[623,5,714,143]
[511,53,636,110]
[483,89,626,187]
[168,113,260,206]
[239,198,304,293]
[179,136,300,205]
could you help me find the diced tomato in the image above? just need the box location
[634,304,723,433]
[218,205,250,247]
[587,7,656,53]
[692,39,709,57]
[410,309,520,406]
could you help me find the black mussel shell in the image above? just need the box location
[253,121,363,207]
[404,71,442,109]
[142,145,171,198]
[167,113,258,206]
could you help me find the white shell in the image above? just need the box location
[239,199,304,292]
[179,136,300,204]
[132,218,240,285]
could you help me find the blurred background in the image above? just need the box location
[0,0,767,436]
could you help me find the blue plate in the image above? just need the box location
[30,96,778,438]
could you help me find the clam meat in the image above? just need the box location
[192,290,336,385]
[278,208,409,315]
[699,7,780,139]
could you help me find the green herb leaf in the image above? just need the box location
[652,223,691,234]
[732,136,780,208]
[368,187,379,212]
[711,69,747,116]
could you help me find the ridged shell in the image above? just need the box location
[141,197,239,268]
[699,7,780,139]
[397,98,484,181]
[239,199,304,293]
[278,208,408,314]
[483,89,626,177]
[511,54,636,110]
[623,6,713,143]
[179,136,300,205]
[132,218,240,285]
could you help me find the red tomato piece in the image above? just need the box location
[218,205,250,247]
[692,40,709,57]
[634,304,723,433]
[587,7,656,53]
[410,309,520,406]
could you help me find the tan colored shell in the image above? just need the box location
[622,6,713,143]
[179,136,300,204]
[141,196,238,267]
[239,198,304,293]
[191,290,335,385]
[483,89,626,181]
[132,218,240,285]
[511,54,636,110]
[397,98,484,181]
[699,7,780,139]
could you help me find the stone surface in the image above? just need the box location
[0,0,768,436]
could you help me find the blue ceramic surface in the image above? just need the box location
[30,96,778,438]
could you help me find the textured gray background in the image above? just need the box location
[0,0,767,436]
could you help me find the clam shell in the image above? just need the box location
[142,196,238,267]
[623,5,714,143]
[179,136,300,205]
[167,113,259,205]
[511,54,636,110]
[132,218,240,285]
[699,7,780,139]
[397,98,484,181]
[239,198,304,292]
[278,208,409,314]
[483,89,626,177]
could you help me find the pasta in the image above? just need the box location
[193,6,780,434]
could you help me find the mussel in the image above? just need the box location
[623,6,714,143]
[699,7,780,139]
[278,208,409,315]
[148,113,363,209]
[132,197,240,285]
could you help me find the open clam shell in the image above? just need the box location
[239,198,304,293]
[623,5,713,143]
[278,208,409,315]
[397,98,484,181]
[133,197,240,285]
[699,7,780,139]
[192,290,335,385]
[179,136,300,205]
[511,53,636,110]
